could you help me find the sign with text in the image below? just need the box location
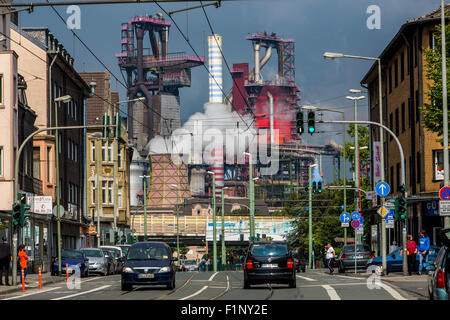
[373,141,382,184]
[439,201,450,216]
[32,196,53,214]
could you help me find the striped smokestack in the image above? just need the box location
[208,34,223,103]
[211,147,224,197]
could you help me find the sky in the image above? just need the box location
[16,0,443,182]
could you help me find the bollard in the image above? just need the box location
[66,263,69,282]
[21,268,25,292]
[38,266,42,289]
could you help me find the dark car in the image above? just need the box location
[426,228,450,300]
[51,249,89,277]
[292,252,306,272]
[121,242,177,291]
[243,241,296,289]
[337,244,374,273]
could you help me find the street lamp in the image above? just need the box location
[89,132,102,248]
[243,152,255,239]
[308,163,318,270]
[221,187,229,267]
[324,51,387,270]
[54,94,72,275]
[139,175,150,242]
[170,184,181,263]
[207,170,217,272]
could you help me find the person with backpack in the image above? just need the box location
[418,230,430,275]
[406,235,417,276]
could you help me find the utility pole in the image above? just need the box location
[248,154,255,238]
[139,175,150,241]
[442,0,450,228]
[221,187,228,267]
[96,138,101,247]
[308,163,317,270]
[208,171,217,272]
[113,112,119,244]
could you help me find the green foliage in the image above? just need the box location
[342,125,370,173]
[423,23,450,143]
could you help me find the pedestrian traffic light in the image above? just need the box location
[318,181,322,193]
[312,181,317,193]
[307,111,315,135]
[296,110,304,135]
[12,203,21,227]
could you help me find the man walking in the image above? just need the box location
[418,230,430,275]
[325,243,335,275]
[0,236,11,285]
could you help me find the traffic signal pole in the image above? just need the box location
[308,165,313,270]
[319,119,408,275]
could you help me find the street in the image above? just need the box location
[0,270,420,301]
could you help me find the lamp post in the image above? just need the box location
[243,152,255,239]
[139,175,150,242]
[350,145,368,244]
[170,184,181,264]
[221,187,229,267]
[54,94,72,274]
[89,132,102,248]
[324,51,387,271]
[207,171,217,272]
[308,163,318,270]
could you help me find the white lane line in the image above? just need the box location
[179,285,208,300]
[51,285,111,300]
[299,282,366,288]
[378,282,407,300]
[331,274,366,280]
[296,275,317,282]
[208,272,219,281]
[2,287,59,300]
[321,285,341,300]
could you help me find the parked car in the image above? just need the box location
[117,245,131,257]
[426,228,450,300]
[292,252,306,272]
[80,248,109,276]
[101,249,117,275]
[243,241,296,289]
[366,245,440,274]
[121,242,177,291]
[101,246,124,273]
[182,259,199,272]
[337,244,374,273]
[51,249,89,277]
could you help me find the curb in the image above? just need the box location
[381,278,427,300]
[0,277,66,296]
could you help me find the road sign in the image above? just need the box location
[340,212,351,223]
[377,206,389,218]
[386,221,394,229]
[375,181,390,197]
[359,217,364,225]
[351,211,360,220]
[351,220,360,229]
[439,186,450,201]
[439,201,450,216]
[366,191,374,200]
[341,223,349,228]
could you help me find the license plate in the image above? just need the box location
[138,274,154,279]
[262,264,278,268]
[354,256,363,259]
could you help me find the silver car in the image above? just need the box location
[80,248,109,276]
[182,259,199,272]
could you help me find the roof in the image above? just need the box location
[361,4,450,84]
[130,241,170,248]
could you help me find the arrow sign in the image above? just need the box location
[439,186,450,201]
[376,182,390,197]
[377,206,389,218]
[340,212,351,223]
[351,220,360,229]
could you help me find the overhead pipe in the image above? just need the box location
[254,43,261,83]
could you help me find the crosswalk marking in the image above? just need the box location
[378,282,407,300]
[51,285,111,300]
[321,285,341,300]
[208,272,219,281]
[2,287,59,300]
[296,275,317,281]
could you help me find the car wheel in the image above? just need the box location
[429,288,434,300]
[244,280,251,289]
[167,277,175,290]
[289,279,296,288]
[121,283,132,291]
[338,263,344,273]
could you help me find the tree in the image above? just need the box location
[422,23,450,142]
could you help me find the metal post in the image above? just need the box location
[308,165,313,270]
[249,154,255,238]
[343,113,347,246]
[354,99,359,245]
[176,204,180,265]
[221,188,226,267]
[212,174,217,272]
[113,112,119,243]
[442,0,450,228]
[96,139,101,248]
[54,101,61,274]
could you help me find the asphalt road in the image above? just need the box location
[0,270,417,300]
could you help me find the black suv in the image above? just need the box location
[243,241,296,289]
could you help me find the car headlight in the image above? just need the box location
[158,266,171,273]
[122,267,134,273]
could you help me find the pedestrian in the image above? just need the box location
[406,235,417,276]
[325,243,335,274]
[389,241,399,254]
[0,236,11,285]
[18,244,29,285]
[417,230,430,275]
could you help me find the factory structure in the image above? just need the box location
[117,14,341,232]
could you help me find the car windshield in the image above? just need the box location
[250,243,288,256]
[119,247,130,255]
[184,260,196,265]
[62,251,83,259]
[127,247,170,260]
[102,250,112,256]
[342,245,370,253]
[390,249,401,257]
[82,250,103,257]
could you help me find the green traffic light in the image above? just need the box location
[308,127,315,133]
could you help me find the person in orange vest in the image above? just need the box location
[18,244,29,286]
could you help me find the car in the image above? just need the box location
[243,241,296,289]
[121,242,177,291]
[51,249,89,277]
[337,244,374,273]
[366,245,440,274]
[292,252,306,272]
[426,228,450,300]
[101,246,125,273]
[80,248,110,276]
[182,259,199,272]
[101,249,117,275]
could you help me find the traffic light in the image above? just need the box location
[312,181,317,193]
[296,110,304,135]
[318,181,322,193]
[19,203,31,227]
[307,111,315,135]
[12,203,21,227]
[114,231,119,244]
[398,184,407,220]
[361,235,366,243]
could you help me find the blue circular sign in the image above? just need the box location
[351,211,360,220]
[376,182,390,197]
[340,212,351,223]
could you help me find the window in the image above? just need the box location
[47,147,51,182]
[394,59,398,88]
[390,166,394,189]
[389,66,392,93]
[91,141,95,162]
[33,147,40,179]
[395,108,399,136]
[68,184,72,203]
[91,181,96,204]
[396,162,400,191]
[108,181,113,204]
[401,51,405,81]
[0,74,3,105]
[118,187,123,208]
[417,152,421,183]
[101,141,106,161]
[401,102,406,132]
[433,150,445,180]
[58,133,62,154]
[416,90,420,122]
[102,181,106,204]
[118,148,122,168]
[389,112,393,141]
[409,156,412,187]
[107,142,112,162]
[74,102,77,121]
[414,36,418,67]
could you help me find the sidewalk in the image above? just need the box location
[0,273,66,295]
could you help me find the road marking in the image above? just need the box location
[2,287,59,300]
[299,282,366,288]
[51,285,111,300]
[208,272,219,281]
[208,286,227,289]
[331,274,366,280]
[179,285,208,300]
[378,282,407,300]
[321,285,341,300]
[296,275,317,281]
